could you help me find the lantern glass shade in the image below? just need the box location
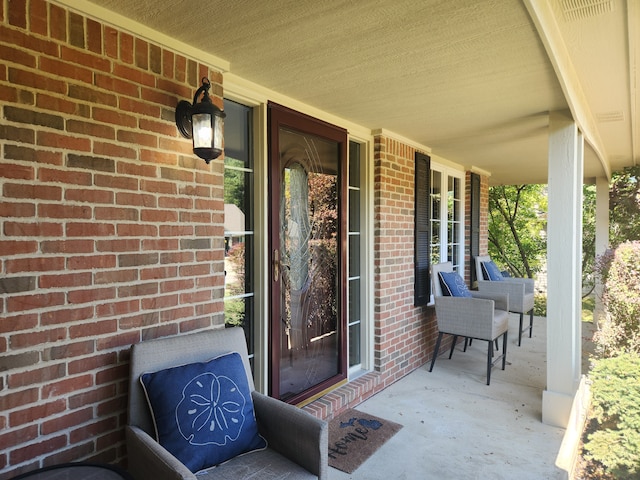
[192,113,213,149]
[213,114,224,150]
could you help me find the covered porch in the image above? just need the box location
[328,312,593,479]
[1,0,637,477]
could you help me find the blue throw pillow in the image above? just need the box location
[140,352,267,473]
[481,261,504,281]
[438,271,472,297]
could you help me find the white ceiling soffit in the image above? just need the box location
[57,0,636,185]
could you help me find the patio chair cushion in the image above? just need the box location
[481,261,504,281]
[438,271,472,297]
[140,351,267,473]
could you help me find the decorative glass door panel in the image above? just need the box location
[268,103,347,404]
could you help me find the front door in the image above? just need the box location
[268,103,347,404]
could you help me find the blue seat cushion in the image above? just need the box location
[481,261,504,281]
[140,352,267,473]
[438,271,472,297]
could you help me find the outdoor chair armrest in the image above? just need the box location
[126,425,196,480]
[252,391,328,479]
[470,290,509,313]
[502,277,535,294]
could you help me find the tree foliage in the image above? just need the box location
[593,241,640,357]
[582,184,597,294]
[489,183,599,296]
[488,184,546,278]
[610,166,640,247]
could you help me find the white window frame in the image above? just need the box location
[347,136,374,377]
[429,161,466,305]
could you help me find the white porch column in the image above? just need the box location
[543,110,584,428]
[593,176,609,327]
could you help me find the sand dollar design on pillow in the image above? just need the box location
[177,371,246,446]
[140,352,267,473]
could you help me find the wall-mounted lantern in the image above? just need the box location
[175,77,225,163]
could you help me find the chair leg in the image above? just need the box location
[449,335,458,359]
[529,309,534,338]
[463,337,469,352]
[502,331,508,370]
[429,332,444,372]
[486,338,493,385]
[518,313,524,346]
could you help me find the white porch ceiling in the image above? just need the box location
[66,0,638,185]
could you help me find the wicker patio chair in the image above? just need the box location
[475,255,535,346]
[429,262,510,385]
[127,327,328,480]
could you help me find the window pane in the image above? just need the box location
[349,278,361,322]
[225,296,246,328]
[349,234,360,277]
[348,322,361,367]
[349,141,361,188]
[431,221,440,245]
[225,235,253,295]
[431,171,441,220]
[432,171,441,195]
[224,168,253,227]
[431,244,440,266]
[451,245,459,267]
[349,189,360,232]
[223,100,252,168]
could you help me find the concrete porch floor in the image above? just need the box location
[329,313,572,480]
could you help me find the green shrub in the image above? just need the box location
[584,353,640,478]
[583,242,640,477]
[533,293,546,317]
[594,241,640,357]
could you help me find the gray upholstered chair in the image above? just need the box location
[429,262,510,385]
[475,255,535,346]
[127,327,328,480]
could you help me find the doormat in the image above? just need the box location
[327,408,403,473]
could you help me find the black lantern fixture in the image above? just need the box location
[175,77,226,163]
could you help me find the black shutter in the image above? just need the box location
[469,173,481,287]
[414,152,431,306]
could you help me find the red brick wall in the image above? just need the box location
[373,135,436,388]
[0,2,225,477]
[480,174,489,255]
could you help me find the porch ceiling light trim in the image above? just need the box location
[175,77,226,163]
